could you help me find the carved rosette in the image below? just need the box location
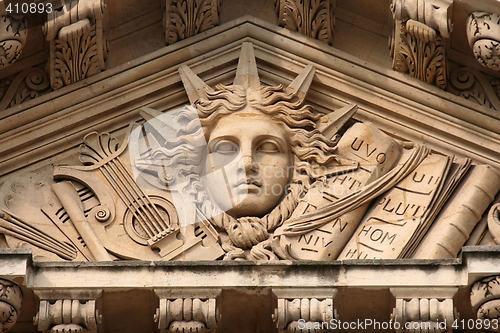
[44,0,107,90]
[276,0,335,45]
[164,0,221,45]
[0,279,22,333]
[467,12,500,71]
[0,15,28,69]
[390,0,451,89]
[471,276,500,324]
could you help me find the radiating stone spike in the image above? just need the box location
[178,64,209,104]
[317,104,358,140]
[285,64,316,103]
[233,42,260,88]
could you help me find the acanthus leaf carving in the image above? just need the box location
[467,11,500,71]
[391,19,447,89]
[164,0,221,45]
[44,0,107,90]
[0,15,28,69]
[471,276,500,328]
[276,0,335,45]
[0,278,22,333]
[0,67,51,111]
[448,64,500,111]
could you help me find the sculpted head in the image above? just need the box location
[154,43,337,220]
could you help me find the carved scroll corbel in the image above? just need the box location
[471,275,500,328]
[0,14,28,69]
[154,289,221,333]
[272,288,337,333]
[276,0,335,45]
[163,0,221,45]
[390,0,452,89]
[0,278,22,333]
[391,288,457,333]
[34,290,102,333]
[43,0,107,90]
[467,12,500,71]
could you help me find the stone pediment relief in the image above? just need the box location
[0,41,499,263]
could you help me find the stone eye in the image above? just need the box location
[258,141,280,153]
[214,141,238,154]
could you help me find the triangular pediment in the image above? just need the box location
[0,16,499,264]
[1,16,499,176]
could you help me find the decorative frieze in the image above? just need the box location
[154,289,221,333]
[467,12,500,71]
[0,15,28,69]
[276,0,335,45]
[34,290,102,333]
[0,278,22,333]
[390,0,452,89]
[163,0,221,45]
[272,288,337,333]
[43,0,107,90]
[391,288,457,333]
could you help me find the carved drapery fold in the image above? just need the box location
[391,288,457,333]
[272,288,337,333]
[154,289,221,333]
[44,0,107,90]
[0,15,28,69]
[390,0,452,89]
[276,0,335,45]
[34,290,102,333]
[0,278,22,333]
[467,12,500,71]
[163,0,221,45]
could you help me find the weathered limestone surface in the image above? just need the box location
[0,0,499,332]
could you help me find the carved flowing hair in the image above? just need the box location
[152,83,338,254]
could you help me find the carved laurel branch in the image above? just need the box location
[53,24,102,90]
[276,0,334,45]
[165,0,220,45]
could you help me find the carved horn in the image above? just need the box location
[178,64,209,104]
[233,42,260,89]
[285,64,316,104]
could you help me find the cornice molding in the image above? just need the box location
[0,16,498,177]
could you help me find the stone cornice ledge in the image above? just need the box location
[0,246,492,290]
[0,16,499,176]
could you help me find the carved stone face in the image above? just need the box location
[203,111,293,217]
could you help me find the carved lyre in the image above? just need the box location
[49,125,223,261]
